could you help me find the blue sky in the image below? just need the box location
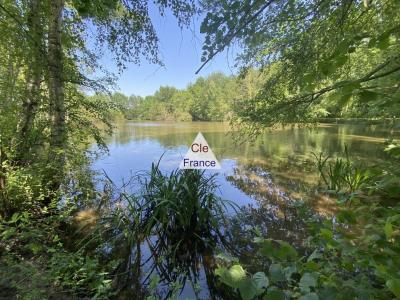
[99,6,239,97]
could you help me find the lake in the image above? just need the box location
[93,121,397,214]
[91,121,398,298]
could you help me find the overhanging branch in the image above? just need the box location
[195,0,275,74]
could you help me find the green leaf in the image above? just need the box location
[304,261,320,271]
[319,61,336,76]
[263,289,286,300]
[259,239,297,261]
[334,55,348,68]
[303,73,315,85]
[253,272,269,294]
[384,222,393,239]
[307,249,322,262]
[299,292,319,300]
[1,227,16,240]
[341,82,361,95]
[276,240,298,260]
[238,277,258,300]
[358,90,378,102]
[319,287,338,300]
[10,213,20,223]
[328,90,352,106]
[300,273,317,293]
[215,265,246,288]
[386,279,400,298]
[259,239,274,256]
[320,228,333,240]
[337,210,357,224]
[376,35,390,49]
[269,264,285,283]
[284,265,297,281]
[25,242,43,255]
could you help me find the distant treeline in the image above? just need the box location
[87,71,263,122]
[88,62,400,123]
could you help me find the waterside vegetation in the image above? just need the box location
[0,0,400,299]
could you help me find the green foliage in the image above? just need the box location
[313,147,371,195]
[2,0,400,299]
[50,251,115,298]
[0,162,47,218]
[385,141,400,159]
[109,71,262,122]
[0,1,202,295]
[0,203,116,299]
[139,163,234,278]
[81,162,238,297]
[139,163,231,242]
[215,147,400,299]
[201,0,400,133]
[0,0,200,207]
[216,265,268,300]
[217,200,400,299]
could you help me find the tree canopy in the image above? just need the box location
[0,0,196,194]
[104,72,247,121]
[200,0,400,133]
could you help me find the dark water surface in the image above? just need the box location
[91,121,398,298]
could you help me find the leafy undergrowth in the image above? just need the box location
[0,207,115,300]
[216,202,400,299]
[0,256,64,300]
[214,143,400,300]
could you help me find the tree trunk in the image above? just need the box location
[47,0,65,193]
[14,0,43,164]
[0,146,6,192]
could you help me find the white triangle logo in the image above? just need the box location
[179,132,221,169]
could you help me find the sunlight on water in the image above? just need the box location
[92,121,398,213]
[90,121,399,297]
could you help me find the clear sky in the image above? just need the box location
[99,6,239,97]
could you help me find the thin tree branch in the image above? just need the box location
[270,55,400,113]
[195,0,276,74]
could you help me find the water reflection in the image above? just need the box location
[92,121,398,298]
[95,121,397,210]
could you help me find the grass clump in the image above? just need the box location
[84,162,237,298]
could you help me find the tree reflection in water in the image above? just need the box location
[224,160,326,272]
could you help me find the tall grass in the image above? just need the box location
[313,147,370,194]
[137,163,237,294]
[85,161,237,297]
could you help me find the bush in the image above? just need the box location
[0,202,116,299]
[215,146,400,299]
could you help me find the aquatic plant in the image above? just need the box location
[87,162,238,298]
[313,147,370,194]
[136,163,237,296]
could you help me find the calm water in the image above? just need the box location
[91,121,398,298]
[92,121,397,214]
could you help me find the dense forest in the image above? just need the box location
[1,0,400,299]
[94,72,245,121]
[98,57,400,122]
